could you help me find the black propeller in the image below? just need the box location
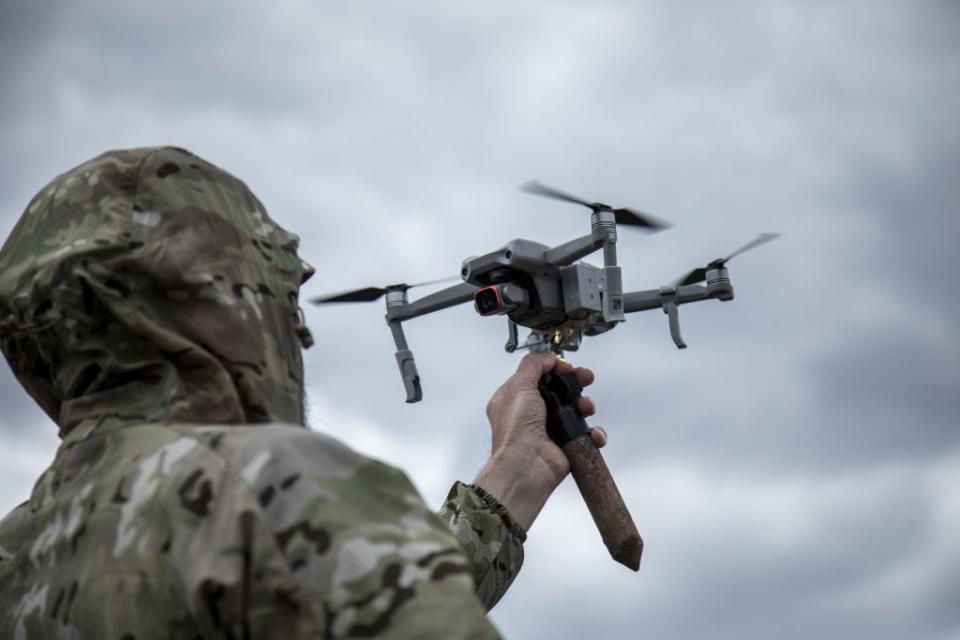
[311,276,459,304]
[521,180,669,231]
[674,233,780,286]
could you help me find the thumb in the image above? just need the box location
[513,352,559,386]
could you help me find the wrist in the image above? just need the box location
[473,450,560,531]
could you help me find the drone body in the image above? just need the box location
[312,181,777,403]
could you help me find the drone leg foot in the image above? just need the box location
[389,320,422,402]
[663,299,687,349]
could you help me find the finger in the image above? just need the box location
[553,358,593,387]
[514,352,559,385]
[573,366,595,388]
[578,395,596,417]
[590,426,608,448]
[554,357,574,374]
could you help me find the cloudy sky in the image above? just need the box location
[2,1,958,638]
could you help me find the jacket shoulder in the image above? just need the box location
[177,424,492,638]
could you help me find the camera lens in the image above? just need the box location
[474,287,501,316]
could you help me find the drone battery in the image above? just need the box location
[560,263,603,319]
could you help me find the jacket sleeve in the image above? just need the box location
[436,481,527,611]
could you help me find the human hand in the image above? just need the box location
[474,352,607,531]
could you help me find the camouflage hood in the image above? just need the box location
[0,147,314,436]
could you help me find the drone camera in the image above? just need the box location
[474,283,529,316]
[474,287,501,315]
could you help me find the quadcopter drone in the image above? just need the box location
[312,181,779,403]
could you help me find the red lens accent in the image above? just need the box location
[474,286,503,316]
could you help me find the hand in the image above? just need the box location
[474,352,607,531]
[485,352,605,485]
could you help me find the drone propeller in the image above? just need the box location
[674,233,780,286]
[311,275,460,304]
[521,180,669,231]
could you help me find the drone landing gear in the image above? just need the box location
[505,319,519,353]
[659,287,687,349]
[388,320,421,403]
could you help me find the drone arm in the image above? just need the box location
[544,232,605,266]
[383,282,478,403]
[623,281,734,349]
[386,282,479,322]
[623,284,716,313]
[623,286,706,349]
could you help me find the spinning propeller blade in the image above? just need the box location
[724,232,780,262]
[521,181,595,208]
[310,276,460,305]
[674,233,780,286]
[521,180,669,231]
[312,287,388,303]
[675,267,708,287]
[613,207,668,230]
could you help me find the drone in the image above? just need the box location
[312,181,779,403]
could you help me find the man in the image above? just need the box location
[0,147,606,638]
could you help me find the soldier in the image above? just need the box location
[0,147,606,638]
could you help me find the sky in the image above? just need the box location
[1,1,958,638]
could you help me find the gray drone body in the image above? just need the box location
[312,181,777,403]
[461,236,608,333]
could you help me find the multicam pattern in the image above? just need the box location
[0,148,524,638]
[440,483,526,611]
[0,146,315,431]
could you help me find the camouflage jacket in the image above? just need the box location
[0,148,526,638]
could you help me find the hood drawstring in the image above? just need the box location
[294,306,314,349]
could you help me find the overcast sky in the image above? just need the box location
[1,1,958,638]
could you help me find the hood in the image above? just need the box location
[0,147,315,436]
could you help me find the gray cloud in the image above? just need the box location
[1,1,958,638]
